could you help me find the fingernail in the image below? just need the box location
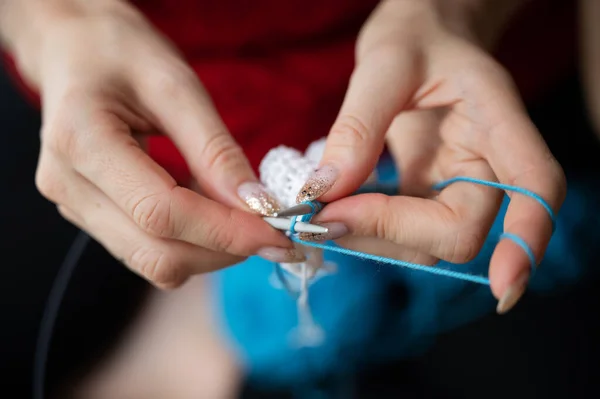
[298,222,348,242]
[257,247,306,263]
[238,182,281,216]
[496,272,530,315]
[296,165,339,203]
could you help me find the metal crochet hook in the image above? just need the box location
[274,183,399,218]
[263,217,328,234]
[274,201,323,218]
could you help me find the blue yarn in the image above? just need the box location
[292,238,491,285]
[432,176,557,231]
[499,232,537,275]
[289,201,323,235]
[291,176,556,285]
[289,217,298,235]
[211,164,600,389]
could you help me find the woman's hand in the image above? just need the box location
[297,0,566,312]
[4,0,298,288]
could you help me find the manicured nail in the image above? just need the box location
[296,165,339,203]
[238,182,281,216]
[496,272,530,315]
[257,247,306,263]
[298,222,348,242]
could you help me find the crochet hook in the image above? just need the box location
[275,183,400,217]
[274,202,323,218]
[263,217,328,234]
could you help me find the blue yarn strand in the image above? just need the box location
[290,176,556,286]
[499,232,537,275]
[432,176,556,231]
[291,237,490,285]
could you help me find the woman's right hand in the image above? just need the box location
[10,0,299,288]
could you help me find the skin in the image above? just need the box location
[0,0,574,396]
[309,0,567,311]
[0,0,297,289]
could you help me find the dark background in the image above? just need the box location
[1,61,600,398]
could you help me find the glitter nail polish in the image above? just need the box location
[257,247,306,263]
[298,222,348,242]
[237,182,282,216]
[296,165,339,203]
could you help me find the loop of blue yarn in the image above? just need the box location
[289,201,323,235]
[289,217,298,235]
[290,176,556,286]
[432,177,557,231]
[499,232,538,275]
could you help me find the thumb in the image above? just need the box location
[297,49,419,203]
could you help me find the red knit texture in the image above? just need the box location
[3,0,576,186]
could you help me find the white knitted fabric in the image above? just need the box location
[258,137,378,347]
[260,146,318,209]
[258,138,330,346]
[259,142,328,281]
[260,137,378,210]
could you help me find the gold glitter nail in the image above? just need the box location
[296,165,339,203]
[297,222,348,242]
[238,182,282,216]
[298,232,328,242]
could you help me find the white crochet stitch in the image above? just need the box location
[259,139,332,347]
[260,146,317,209]
[258,137,379,347]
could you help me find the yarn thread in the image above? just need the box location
[290,176,556,285]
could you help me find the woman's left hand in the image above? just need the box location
[295,0,566,313]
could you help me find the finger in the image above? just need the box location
[298,48,420,203]
[313,161,502,264]
[57,168,244,289]
[386,109,442,196]
[484,110,566,311]
[45,109,292,256]
[57,204,85,229]
[133,64,258,208]
[335,235,437,266]
[448,65,567,309]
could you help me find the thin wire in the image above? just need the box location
[33,230,91,399]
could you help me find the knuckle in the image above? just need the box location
[446,227,485,263]
[549,158,568,205]
[56,205,82,228]
[329,114,372,149]
[56,205,74,222]
[35,167,64,203]
[368,195,395,238]
[130,192,174,237]
[42,119,92,170]
[128,246,184,288]
[42,122,74,159]
[200,133,244,173]
[458,56,515,95]
[153,63,198,98]
[204,215,237,254]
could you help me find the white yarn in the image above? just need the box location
[259,140,331,347]
[259,146,317,209]
[304,137,327,165]
[258,138,382,347]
